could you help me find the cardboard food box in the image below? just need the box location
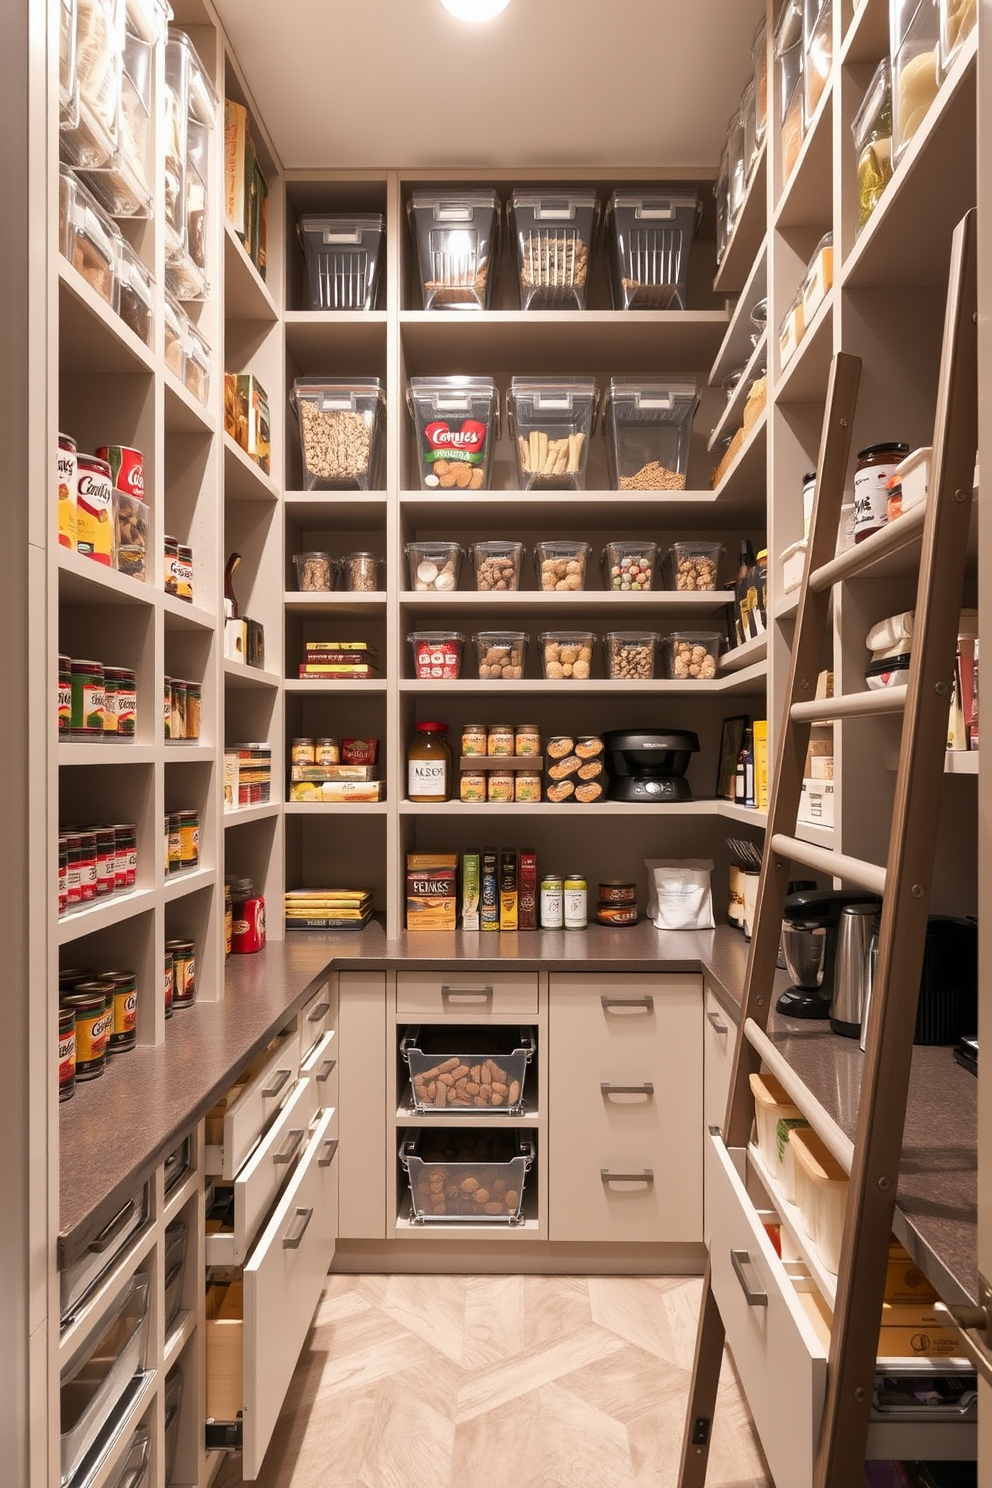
[406,852,458,931]
[878,1302,963,1357]
[290,780,384,803]
[798,778,834,828]
[884,1241,939,1304]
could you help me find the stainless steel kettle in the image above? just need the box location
[830,902,879,1037]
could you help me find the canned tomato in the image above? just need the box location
[77,832,97,902]
[540,873,563,929]
[70,659,105,736]
[65,835,83,908]
[563,874,588,929]
[58,655,71,734]
[99,969,138,1052]
[96,445,144,501]
[94,827,115,896]
[109,822,136,887]
[63,983,112,1079]
[58,1005,76,1101]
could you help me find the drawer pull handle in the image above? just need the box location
[730,1249,768,1307]
[89,1198,137,1253]
[318,1138,339,1169]
[600,1168,654,1186]
[706,1009,729,1034]
[282,1206,313,1250]
[316,1058,337,1084]
[600,996,654,1014]
[600,1082,654,1099]
[262,1068,292,1100]
[272,1128,305,1165]
[441,985,493,1002]
[308,1002,331,1024]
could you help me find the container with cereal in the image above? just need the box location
[470,541,524,592]
[605,631,660,680]
[408,376,499,491]
[508,377,599,491]
[661,542,724,591]
[534,540,590,591]
[408,191,499,311]
[409,633,463,680]
[540,631,595,681]
[663,631,722,680]
[604,378,700,491]
[405,541,463,592]
[472,632,527,680]
[603,540,658,591]
[291,377,386,491]
[509,191,600,311]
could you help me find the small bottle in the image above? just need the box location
[735,724,755,806]
[407,721,451,802]
[540,874,564,929]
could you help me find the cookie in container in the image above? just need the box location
[408,376,500,491]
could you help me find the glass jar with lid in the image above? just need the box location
[407,721,451,803]
[852,59,893,237]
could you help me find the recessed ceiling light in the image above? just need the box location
[439,0,511,20]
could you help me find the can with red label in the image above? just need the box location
[75,455,114,565]
[96,445,145,502]
[58,1005,76,1101]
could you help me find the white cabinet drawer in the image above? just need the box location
[301,1029,338,1121]
[206,1107,338,1479]
[205,1078,313,1266]
[299,983,335,1056]
[396,970,538,1017]
[707,1130,826,1488]
[205,1032,301,1180]
[703,984,737,1134]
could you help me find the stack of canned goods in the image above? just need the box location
[61,655,137,739]
[290,737,341,766]
[58,823,137,917]
[538,873,589,929]
[459,722,543,803]
[595,880,639,926]
[164,938,196,1013]
[164,676,202,740]
[164,811,200,874]
[58,965,139,1100]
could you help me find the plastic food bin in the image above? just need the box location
[294,551,337,591]
[605,191,700,310]
[407,376,499,491]
[509,190,600,310]
[940,0,976,72]
[602,540,658,591]
[163,291,187,380]
[58,164,121,307]
[408,190,499,311]
[776,0,805,180]
[298,214,384,310]
[108,1425,150,1488]
[290,377,386,490]
[661,542,723,590]
[508,377,599,490]
[405,541,463,591]
[891,0,941,167]
[663,631,723,680]
[59,0,119,168]
[852,59,893,238]
[535,540,591,591]
[184,321,211,406]
[409,632,464,680]
[604,378,700,491]
[604,631,660,680]
[473,631,527,680]
[540,631,595,680]
[801,232,833,325]
[163,1368,183,1484]
[748,1071,809,1187]
[60,1273,151,1484]
[81,25,156,219]
[115,237,154,346]
[400,1129,535,1222]
[803,0,832,120]
[400,1026,535,1112]
[470,540,524,591]
[789,1125,849,1271]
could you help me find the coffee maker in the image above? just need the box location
[777,888,882,1018]
[601,729,699,803]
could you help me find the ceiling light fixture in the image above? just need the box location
[439,0,511,20]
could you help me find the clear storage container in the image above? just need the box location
[162,32,190,260]
[115,236,153,345]
[714,146,731,266]
[535,540,591,591]
[509,191,599,310]
[81,21,157,217]
[166,116,209,297]
[662,631,722,680]
[726,108,746,227]
[540,630,595,681]
[939,0,976,72]
[405,541,463,591]
[183,321,211,406]
[58,164,121,306]
[60,0,121,169]
[108,1425,150,1488]
[60,1273,151,1484]
[661,542,723,591]
[400,1027,535,1112]
[163,1367,183,1484]
[400,1129,535,1222]
[59,1181,148,1325]
[471,540,524,591]
[407,376,499,491]
[789,1125,849,1271]
[472,631,527,680]
[852,58,893,237]
[776,0,805,181]
[409,632,463,680]
[604,377,700,491]
[298,214,385,311]
[890,0,941,166]
[163,30,217,280]
[291,377,386,490]
[606,191,700,310]
[408,190,499,310]
[803,0,832,120]
[800,231,834,325]
[60,0,78,122]
[293,551,337,591]
[602,539,658,590]
[741,80,759,184]
[753,15,768,144]
[604,631,660,680]
[163,1218,187,1333]
[162,290,187,380]
[508,376,599,490]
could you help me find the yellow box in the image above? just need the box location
[289,780,384,803]
[877,1322,963,1357]
[753,719,768,811]
[884,1243,939,1304]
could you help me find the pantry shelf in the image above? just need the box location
[944,752,979,774]
[399,591,734,618]
[283,592,387,617]
[163,369,216,435]
[710,238,767,384]
[284,309,387,365]
[57,886,157,945]
[776,289,834,405]
[721,632,768,672]
[399,489,758,527]
[714,141,767,294]
[773,80,833,232]
[224,661,282,690]
[396,669,766,696]
[709,409,767,513]
[223,434,278,503]
[810,502,928,588]
[58,261,156,377]
[396,799,720,817]
[57,743,158,766]
[283,678,387,695]
[162,593,215,631]
[224,221,279,322]
[57,548,156,607]
[163,866,217,904]
[283,802,387,816]
[284,492,388,527]
[718,802,768,828]
[707,330,767,453]
[795,820,834,848]
[224,803,282,826]
[841,0,888,65]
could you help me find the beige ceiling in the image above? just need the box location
[213,0,765,173]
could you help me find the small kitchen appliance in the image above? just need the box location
[602,728,699,802]
[777,888,882,1018]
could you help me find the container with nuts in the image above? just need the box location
[293,551,337,591]
[342,552,383,592]
[402,1029,535,1113]
[470,541,524,592]
[540,631,595,681]
[661,542,724,591]
[405,541,462,592]
[400,1129,534,1222]
[603,377,701,490]
[603,540,657,591]
[663,631,722,680]
[473,632,527,680]
[534,540,590,591]
[291,377,386,491]
[605,631,660,680]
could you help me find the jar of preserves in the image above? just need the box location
[514,724,541,756]
[460,770,487,803]
[853,442,909,542]
[487,770,514,803]
[461,724,488,757]
[176,545,194,601]
[70,659,104,737]
[58,655,71,734]
[407,721,451,802]
[315,737,340,765]
[291,737,316,766]
[487,723,514,756]
[164,535,179,594]
[178,809,199,870]
[514,772,542,802]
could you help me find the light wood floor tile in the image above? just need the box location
[379,1273,468,1365]
[522,1272,592,1347]
[449,1391,545,1488]
[462,1273,527,1366]
[537,1381,635,1488]
[358,1377,455,1488]
[455,1320,626,1423]
[557,1339,691,1424]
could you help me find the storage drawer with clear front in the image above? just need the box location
[509,190,599,310]
[606,191,700,309]
[60,1181,149,1329]
[60,1273,151,1485]
[400,1026,535,1113]
[400,1129,535,1222]
[298,214,384,310]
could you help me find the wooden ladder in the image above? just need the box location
[678,208,978,1488]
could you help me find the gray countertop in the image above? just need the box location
[59,921,978,1306]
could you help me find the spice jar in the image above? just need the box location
[229,878,266,953]
[487,724,514,756]
[164,536,179,594]
[292,737,316,766]
[175,545,194,601]
[58,1005,76,1101]
[58,655,71,735]
[106,667,136,737]
[460,770,487,803]
[407,721,451,802]
[461,724,487,757]
[342,552,382,592]
[853,442,909,542]
[166,940,196,1006]
[315,737,340,765]
[99,969,137,1053]
[487,770,514,803]
[514,724,541,756]
[70,659,104,737]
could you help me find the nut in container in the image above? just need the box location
[291,377,385,491]
[472,631,527,680]
[400,1129,535,1223]
[401,1027,535,1113]
[509,190,600,310]
[604,378,700,491]
[509,377,599,491]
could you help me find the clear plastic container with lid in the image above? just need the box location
[408,632,463,680]
[58,164,121,307]
[298,214,385,311]
[291,377,386,490]
[508,377,599,491]
[603,540,657,590]
[939,0,976,73]
[803,0,832,120]
[407,376,499,491]
[60,0,77,123]
[714,146,731,266]
[471,540,524,592]
[891,0,941,166]
[604,378,700,492]
[605,190,700,310]
[535,541,590,591]
[540,631,595,681]
[114,236,153,345]
[162,291,187,380]
[752,15,768,144]
[405,541,462,592]
[166,114,210,298]
[509,191,600,310]
[800,232,833,325]
[852,59,893,237]
[775,0,805,181]
[725,109,746,226]
[184,321,211,406]
[59,0,121,169]
[408,190,500,311]
[80,18,160,218]
[473,632,527,681]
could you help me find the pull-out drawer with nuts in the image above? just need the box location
[205,1031,301,1180]
[396,970,538,1018]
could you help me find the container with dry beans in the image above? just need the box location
[405,541,462,592]
[342,552,383,592]
[663,631,722,680]
[293,551,337,592]
[290,377,386,491]
[473,632,527,680]
[603,540,657,591]
[540,631,595,681]
[604,378,700,491]
[535,540,590,591]
[661,541,724,591]
[605,631,660,679]
[470,540,524,592]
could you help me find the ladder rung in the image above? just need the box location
[771,834,887,897]
[791,690,907,723]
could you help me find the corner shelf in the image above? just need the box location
[224,221,279,322]
[714,142,767,293]
[223,435,278,503]
[224,661,282,690]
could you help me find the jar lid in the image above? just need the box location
[416,721,448,732]
[314,736,339,744]
[292,736,315,743]
[224,877,253,896]
[165,939,197,952]
[857,442,910,460]
[599,880,637,889]
[71,658,104,669]
[515,723,540,731]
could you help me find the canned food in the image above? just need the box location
[487,724,515,756]
[460,771,487,802]
[595,903,639,926]
[77,832,97,901]
[99,969,138,1052]
[58,1005,76,1101]
[94,828,115,896]
[166,940,196,1008]
[185,680,201,739]
[461,724,488,757]
[58,838,68,916]
[540,874,564,929]
[109,823,136,887]
[70,659,104,737]
[65,835,83,908]
[487,770,514,802]
[58,656,71,734]
[105,667,136,737]
[164,950,174,1018]
[514,724,541,756]
[62,984,112,1079]
[178,810,199,870]
[95,444,144,501]
[170,678,187,740]
[175,545,194,601]
[292,737,316,766]
[75,455,114,565]
[102,670,118,734]
[563,874,588,929]
[163,675,173,740]
[57,434,77,549]
[598,880,637,905]
[164,535,179,594]
[167,813,182,873]
[514,772,542,802]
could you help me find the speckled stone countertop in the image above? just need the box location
[59,921,978,1306]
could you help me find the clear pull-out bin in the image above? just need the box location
[803,0,832,119]
[852,58,892,237]
[108,1425,149,1488]
[776,0,805,180]
[60,1273,151,1485]
[184,321,211,406]
[81,25,156,217]
[298,214,384,310]
[407,376,499,490]
[291,377,386,490]
[508,377,599,490]
[163,290,187,380]
[408,191,499,310]
[604,378,699,491]
[939,0,976,71]
[606,191,700,310]
[60,0,121,169]
[509,191,599,310]
[115,236,153,345]
[59,164,122,307]
[60,0,78,121]
[891,0,941,166]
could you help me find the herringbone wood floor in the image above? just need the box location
[213,1274,771,1488]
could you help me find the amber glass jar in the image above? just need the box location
[407,721,451,802]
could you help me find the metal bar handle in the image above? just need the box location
[282,1206,313,1250]
[441,985,493,1003]
[272,1128,305,1165]
[601,995,654,1014]
[601,1168,654,1185]
[730,1249,768,1307]
[318,1138,339,1169]
[307,1001,330,1024]
[89,1198,137,1253]
[706,1010,729,1034]
[933,1302,992,1387]
[261,1068,292,1100]
[600,1082,654,1098]
[316,1058,337,1084]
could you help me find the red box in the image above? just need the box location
[342,737,379,766]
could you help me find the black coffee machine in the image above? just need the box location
[777,887,882,1018]
[602,729,699,802]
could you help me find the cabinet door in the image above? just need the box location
[548,973,702,1243]
[338,971,387,1239]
